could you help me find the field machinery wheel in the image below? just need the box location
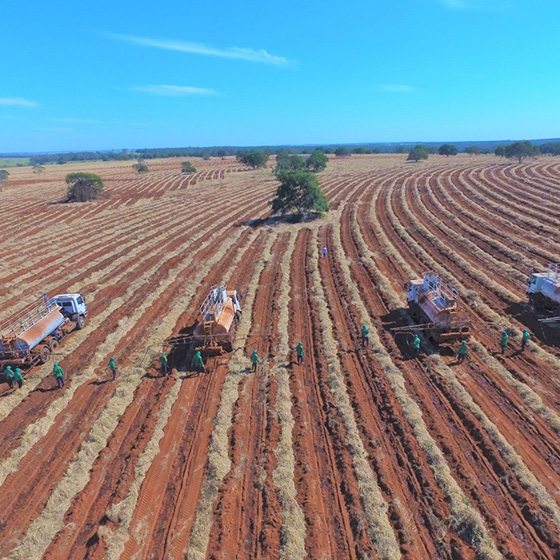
[35,345,51,364]
[49,339,59,352]
[76,314,86,329]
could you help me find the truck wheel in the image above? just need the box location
[38,345,51,364]
[77,315,86,329]
[49,339,59,352]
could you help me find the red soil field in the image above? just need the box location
[0,154,559,559]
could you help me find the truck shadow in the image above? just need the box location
[505,301,560,348]
[381,309,442,358]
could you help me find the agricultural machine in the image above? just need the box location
[396,272,470,342]
[527,263,560,314]
[0,293,87,374]
[165,285,242,364]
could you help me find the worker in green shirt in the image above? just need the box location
[52,362,64,388]
[192,351,206,374]
[108,357,117,380]
[13,367,24,389]
[361,324,369,347]
[295,342,305,365]
[4,366,15,389]
[457,341,469,364]
[521,329,530,352]
[500,330,509,355]
[159,351,168,375]
[250,350,260,372]
[411,334,421,357]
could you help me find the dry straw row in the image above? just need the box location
[333,211,500,559]
[380,182,560,529]
[185,234,276,560]
[366,187,560,438]
[7,227,247,560]
[308,228,401,560]
[270,230,307,560]
[102,228,259,559]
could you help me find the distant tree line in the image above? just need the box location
[19,138,560,167]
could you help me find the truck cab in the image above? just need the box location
[51,293,88,329]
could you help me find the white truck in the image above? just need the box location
[527,263,560,312]
[0,293,87,373]
[406,272,470,342]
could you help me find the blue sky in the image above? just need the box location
[1,0,559,152]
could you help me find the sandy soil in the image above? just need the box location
[0,154,559,559]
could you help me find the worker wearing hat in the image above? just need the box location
[296,342,305,365]
[500,330,509,355]
[4,366,15,389]
[521,329,530,351]
[457,340,469,364]
[108,357,117,380]
[361,324,369,347]
[159,351,168,375]
[192,351,206,374]
[250,350,260,372]
[14,367,24,388]
[52,362,64,388]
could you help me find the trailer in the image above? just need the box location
[0,293,87,374]
[404,272,470,342]
[165,285,242,363]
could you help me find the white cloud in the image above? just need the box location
[378,84,415,93]
[109,33,295,66]
[133,85,219,96]
[0,98,36,107]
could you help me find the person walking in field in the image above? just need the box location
[296,342,305,365]
[192,351,206,374]
[52,362,64,388]
[411,334,421,357]
[108,357,118,380]
[159,351,168,376]
[250,350,260,372]
[4,366,15,389]
[521,329,530,352]
[13,367,24,389]
[500,330,509,355]
[322,246,327,258]
[457,340,469,364]
[361,324,369,347]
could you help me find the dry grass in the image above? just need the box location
[270,231,307,560]
[310,229,401,560]
[185,234,276,560]
[101,229,259,558]
[7,227,247,560]
[336,211,501,559]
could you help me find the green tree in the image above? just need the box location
[65,172,104,202]
[395,145,407,154]
[133,159,149,173]
[505,141,536,163]
[0,169,9,181]
[32,164,45,173]
[274,151,306,175]
[438,144,458,156]
[465,146,480,156]
[271,170,329,215]
[305,149,328,172]
[494,145,506,157]
[334,146,351,158]
[236,150,269,169]
[181,161,196,173]
[407,145,429,162]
